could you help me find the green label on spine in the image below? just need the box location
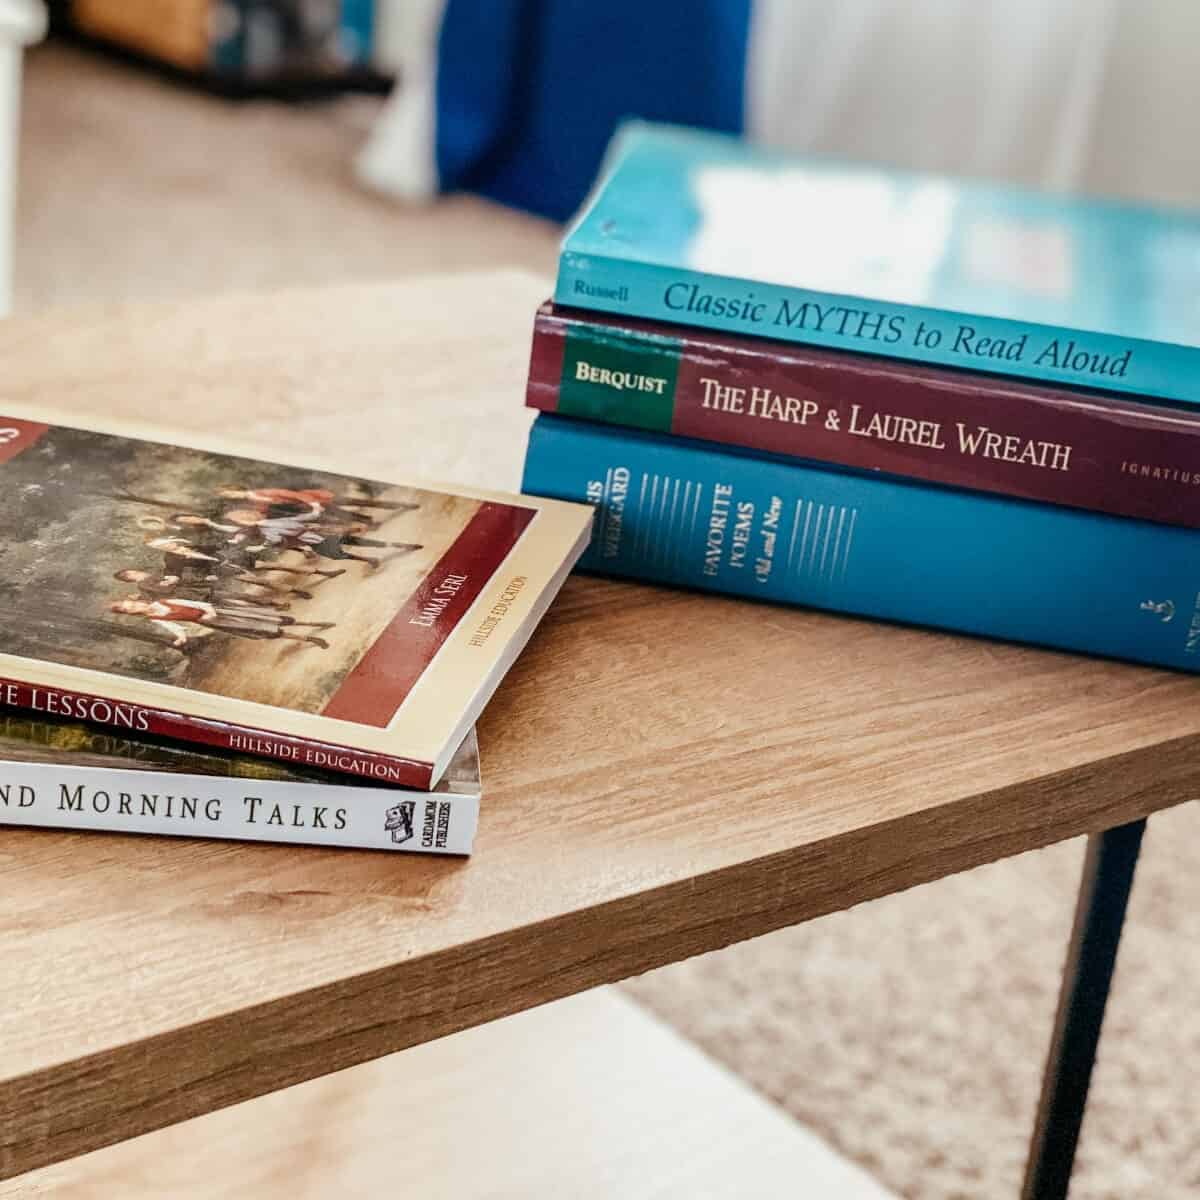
[558,326,680,432]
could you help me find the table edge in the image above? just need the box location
[3,729,1197,1179]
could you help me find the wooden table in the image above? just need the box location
[1,271,1196,1195]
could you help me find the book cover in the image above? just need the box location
[0,407,592,789]
[557,122,1200,405]
[528,303,1200,529]
[0,709,480,854]
[522,414,1200,673]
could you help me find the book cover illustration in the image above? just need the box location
[528,303,1200,529]
[0,709,480,854]
[0,411,592,787]
[558,122,1200,403]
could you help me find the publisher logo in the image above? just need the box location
[384,800,416,845]
[1139,599,1175,623]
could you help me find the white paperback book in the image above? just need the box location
[0,710,480,854]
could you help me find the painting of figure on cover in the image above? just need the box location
[0,417,543,727]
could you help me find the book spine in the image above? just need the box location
[522,414,1200,673]
[554,253,1200,407]
[527,306,1200,529]
[0,677,434,789]
[0,760,476,853]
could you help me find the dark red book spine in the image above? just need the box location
[0,677,433,788]
[527,302,1200,529]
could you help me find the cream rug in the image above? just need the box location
[17,42,1200,1200]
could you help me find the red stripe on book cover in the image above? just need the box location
[533,306,1200,530]
[0,677,435,787]
[0,419,49,465]
[320,500,537,727]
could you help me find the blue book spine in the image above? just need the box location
[554,254,1197,407]
[522,414,1200,672]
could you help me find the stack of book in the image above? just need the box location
[0,411,592,853]
[53,0,386,94]
[521,122,1200,673]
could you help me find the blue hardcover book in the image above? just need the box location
[557,123,1200,405]
[522,414,1200,673]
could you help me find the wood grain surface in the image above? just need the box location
[1,989,895,1200]
[2,271,1198,1180]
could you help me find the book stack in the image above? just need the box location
[53,0,385,94]
[0,411,592,853]
[521,122,1200,674]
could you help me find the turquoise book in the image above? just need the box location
[556,123,1200,405]
[522,414,1200,673]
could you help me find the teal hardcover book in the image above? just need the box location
[522,413,1200,674]
[556,123,1200,405]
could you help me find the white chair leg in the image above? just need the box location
[0,0,46,317]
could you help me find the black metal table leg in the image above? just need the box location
[1021,818,1147,1200]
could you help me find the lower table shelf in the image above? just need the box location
[2,988,895,1200]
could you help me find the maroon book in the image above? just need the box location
[527,302,1200,529]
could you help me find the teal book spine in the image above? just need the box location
[554,254,1195,404]
[556,123,1200,406]
[521,414,1200,673]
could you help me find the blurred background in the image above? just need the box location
[9,0,1200,315]
[5,3,1200,1198]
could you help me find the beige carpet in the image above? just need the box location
[17,43,1200,1200]
[16,44,557,309]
